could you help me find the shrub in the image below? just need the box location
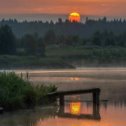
[0,72,57,111]
[0,72,36,110]
[34,84,57,105]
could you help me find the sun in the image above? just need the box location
[68,12,81,23]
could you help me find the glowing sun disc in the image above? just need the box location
[69,12,81,22]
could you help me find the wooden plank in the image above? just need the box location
[58,113,101,120]
[48,88,100,97]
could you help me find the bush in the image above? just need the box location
[34,84,57,105]
[0,72,57,111]
[0,72,36,110]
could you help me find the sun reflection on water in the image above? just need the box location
[70,77,80,81]
[70,102,81,115]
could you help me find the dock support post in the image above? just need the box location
[93,89,100,116]
[59,95,65,113]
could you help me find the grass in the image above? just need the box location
[0,72,57,111]
[1,46,126,69]
[46,46,126,59]
[0,55,74,69]
[46,46,126,66]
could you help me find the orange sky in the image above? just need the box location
[0,0,126,16]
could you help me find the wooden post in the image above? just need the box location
[59,95,65,113]
[26,72,29,80]
[93,90,100,116]
[21,72,23,79]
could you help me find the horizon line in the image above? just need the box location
[0,13,126,18]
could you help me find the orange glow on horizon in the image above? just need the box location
[0,0,126,17]
[70,102,81,115]
[68,12,81,22]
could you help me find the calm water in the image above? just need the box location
[0,102,126,126]
[0,68,126,126]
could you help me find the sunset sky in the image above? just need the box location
[0,0,126,17]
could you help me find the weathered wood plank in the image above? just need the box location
[48,88,100,96]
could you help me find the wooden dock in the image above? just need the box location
[48,88,101,117]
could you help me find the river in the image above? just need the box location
[0,68,126,126]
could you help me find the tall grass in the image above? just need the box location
[34,85,57,105]
[0,72,57,111]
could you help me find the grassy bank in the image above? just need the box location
[0,55,74,69]
[46,46,126,67]
[1,46,126,69]
[0,72,57,111]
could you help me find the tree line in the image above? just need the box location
[37,29,126,47]
[1,17,126,38]
[1,25,126,55]
[0,25,45,56]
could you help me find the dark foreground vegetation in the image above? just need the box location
[0,72,57,111]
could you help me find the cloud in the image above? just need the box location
[0,0,126,16]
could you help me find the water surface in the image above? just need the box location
[0,68,126,126]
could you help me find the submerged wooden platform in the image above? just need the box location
[48,88,101,117]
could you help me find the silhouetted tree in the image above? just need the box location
[21,34,45,56]
[117,32,126,46]
[103,31,115,46]
[57,18,63,24]
[0,25,16,55]
[92,31,102,46]
[22,34,37,55]
[37,38,45,56]
[44,30,56,45]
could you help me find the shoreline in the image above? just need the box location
[1,66,126,71]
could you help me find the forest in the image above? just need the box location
[0,17,126,38]
[1,17,126,68]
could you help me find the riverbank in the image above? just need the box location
[1,46,126,69]
[46,46,126,67]
[0,55,74,69]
